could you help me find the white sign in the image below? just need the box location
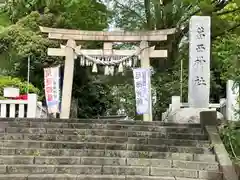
[188,16,211,108]
[44,66,60,114]
[133,68,151,114]
[3,87,20,97]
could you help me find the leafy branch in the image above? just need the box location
[111,0,146,25]
[213,22,240,39]
[216,7,240,16]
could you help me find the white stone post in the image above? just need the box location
[188,16,211,108]
[226,80,239,121]
[27,94,38,118]
[171,96,181,112]
[220,98,226,119]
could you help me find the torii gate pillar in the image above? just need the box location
[61,39,76,119]
[140,41,152,121]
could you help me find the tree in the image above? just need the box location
[109,0,240,64]
[0,0,113,117]
[212,33,240,82]
[1,0,240,119]
[104,0,240,119]
[4,0,110,29]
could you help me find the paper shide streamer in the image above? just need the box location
[78,55,139,76]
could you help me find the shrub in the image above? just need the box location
[0,76,40,98]
[219,121,240,162]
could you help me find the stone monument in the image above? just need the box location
[163,16,218,123]
[188,16,211,108]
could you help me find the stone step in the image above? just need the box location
[0,133,210,147]
[0,155,219,171]
[3,127,208,140]
[0,165,222,179]
[0,118,203,127]
[0,174,215,180]
[0,140,212,154]
[1,121,204,133]
[0,148,216,162]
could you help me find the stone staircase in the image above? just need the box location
[0,118,222,180]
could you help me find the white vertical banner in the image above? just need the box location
[226,80,239,121]
[133,68,151,114]
[188,16,211,108]
[44,66,60,114]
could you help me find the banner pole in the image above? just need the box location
[27,56,30,94]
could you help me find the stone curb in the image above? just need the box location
[205,126,238,180]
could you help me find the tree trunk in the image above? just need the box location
[144,0,153,29]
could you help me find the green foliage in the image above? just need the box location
[108,83,135,117]
[106,0,240,119]
[212,33,240,82]
[0,20,58,92]
[76,82,114,118]
[0,0,112,118]
[1,0,240,120]
[0,76,40,96]
[152,70,188,120]
[69,63,115,118]
[105,66,188,120]
[0,10,10,31]
[3,0,110,29]
[0,11,60,89]
[219,122,240,162]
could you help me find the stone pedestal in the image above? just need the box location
[166,108,223,124]
[200,111,218,126]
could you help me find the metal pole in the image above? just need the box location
[180,58,183,101]
[27,56,30,94]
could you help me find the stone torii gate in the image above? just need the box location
[40,26,175,120]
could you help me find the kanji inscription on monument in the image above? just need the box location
[188,16,211,108]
